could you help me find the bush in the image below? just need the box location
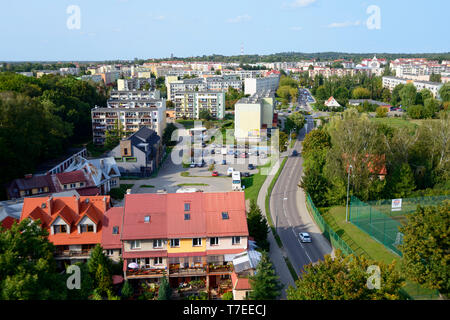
[222,292,233,300]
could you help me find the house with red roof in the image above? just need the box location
[118,192,249,297]
[20,195,111,265]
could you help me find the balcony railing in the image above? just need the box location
[126,267,167,278]
[207,264,234,274]
[55,249,92,258]
[169,263,207,276]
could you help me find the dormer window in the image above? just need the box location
[144,215,150,223]
[222,212,229,220]
[80,224,94,233]
[53,225,67,234]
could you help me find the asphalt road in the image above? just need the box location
[270,115,333,276]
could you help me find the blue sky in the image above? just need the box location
[0,0,448,61]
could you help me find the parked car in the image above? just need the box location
[299,232,312,243]
[222,160,227,165]
[292,150,299,157]
[243,172,250,177]
[212,171,219,177]
[211,149,215,155]
[248,164,255,170]
[227,150,234,155]
[190,162,196,168]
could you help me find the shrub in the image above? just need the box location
[222,292,233,300]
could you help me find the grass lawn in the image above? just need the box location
[371,117,419,132]
[241,161,273,204]
[175,119,195,129]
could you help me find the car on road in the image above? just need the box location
[299,232,312,243]
[212,171,219,177]
[190,162,196,168]
[248,164,255,170]
[292,150,299,157]
[211,149,215,154]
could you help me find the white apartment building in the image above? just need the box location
[382,76,443,99]
[92,99,166,145]
[172,91,225,120]
[117,78,156,91]
[244,75,280,96]
[110,90,160,100]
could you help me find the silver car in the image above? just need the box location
[299,232,312,243]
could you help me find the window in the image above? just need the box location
[112,226,119,234]
[80,182,84,187]
[53,225,67,234]
[106,249,114,256]
[130,240,141,249]
[63,185,68,190]
[170,239,180,247]
[145,258,151,267]
[184,213,190,220]
[232,236,241,245]
[184,203,190,211]
[193,238,202,247]
[210,237,219,246]
[222,212,229,220]
[70,183,76,188]
[144,215,150,223]
[153,239,163,248]
[124,148,128,155]
[154,257,163,265]
[80,224,94,233]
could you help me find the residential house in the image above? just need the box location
[101,207,123,262]
[324,96,342,109]
[230,249,262,300]
[119,192,249,297]
[107,127,163,177]
[20,195,111,265]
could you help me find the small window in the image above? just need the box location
[184,213,190,220]
[124,148,128,155]
[154,257,163,265]
[184,203,190,211]
[153,239,163,248]
[210,237,219,246]
[53,225,67,234]
[193,238,202,247]
[222,212,229,220]
[144,215,150,223]
[232,236,241,245]
[170,239,180,247]
[112,226,119,234]
[130,240,141,249]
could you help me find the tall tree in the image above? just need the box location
[158,275,172,300]
[287,251,404,300]
[399,83,417,107]
[248,252,283,300]
[247,200,269,251]
[400,203,450,299]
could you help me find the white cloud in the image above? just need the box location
[290,26,303,31]
[227,14,252,23]
[327,20,361,28]
[288,0,317,7]
[154,15,165,21]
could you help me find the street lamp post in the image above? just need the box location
[346,164,353,222]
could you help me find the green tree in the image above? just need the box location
[386,163,416,198]
[352,87,371,99]
[302,128,331,157]
[399,83,417,107]
[121,280,134,300]
[420,89,433,102]
[65,262,94,300]
[158,275,172,300]
[0,219,67,300]
[300,167,329,207]
[391,84,405,106]
[285,112,305,134]
[96,263,113,296]
[199,109,212,120]
[162,123,178,146]
[439,83,450,102]
[376,106,388,118]
[247,200,269,251]
[429,73,442,83]
[222,291,233,300]
[278,131,289,152]
[287,251,404,300]
[400,202,450,299]
[248,252,283,300]
[104,118,124,149]
[424,97,440,116]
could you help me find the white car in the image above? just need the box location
[299,232,312,243]
[227,167,234,176]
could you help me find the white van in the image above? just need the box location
[232,171,242,191]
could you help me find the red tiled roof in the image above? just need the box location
[20,195,110,246]
[231,271,251,290]
[1,216,18,230]
[121,192,248,241]
[56,170,87,185]
[101,207,123,249]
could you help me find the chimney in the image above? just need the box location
[46,196,53,215]
[73,195,80,215]
[103,196,108,212]
[100,159,105,169]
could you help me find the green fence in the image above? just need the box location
[305,193,354,256]
[349,195,450,257]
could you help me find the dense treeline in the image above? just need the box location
[301,109,449,207]
[0,72,107,198]
[0,62,77,73]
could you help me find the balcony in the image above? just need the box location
[207,263,234,274]
[126,267,167,279]
[55,249,92,258]
[169,263,207,277]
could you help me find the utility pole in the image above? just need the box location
[346,164,353,222]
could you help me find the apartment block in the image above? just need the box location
[110,89,160,100]
[173,91,225,120]
[382,76,443,99]
[118,192,249,294]
[117,78,156,91]
[91,98,166,145]
[168,76,242,101]
[244,74,280,96]
[234,91,276,142]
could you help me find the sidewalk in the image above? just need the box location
[256,160,296,300]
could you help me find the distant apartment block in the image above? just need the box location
[109,89,161,100]
[173,91,225,120]
[244,75,280,96]
[234,91,276,142]
[117,78,156,91]
[382,76,443,99]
